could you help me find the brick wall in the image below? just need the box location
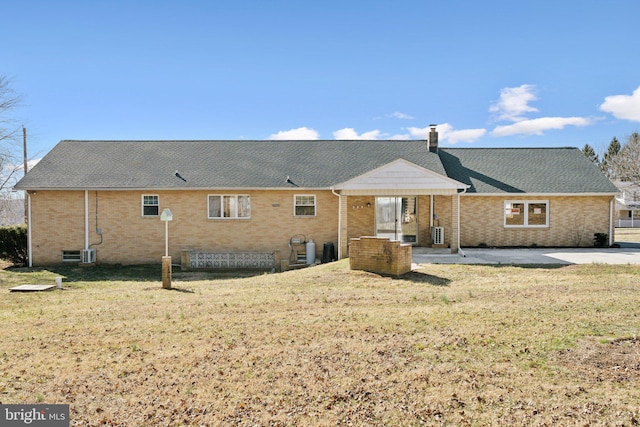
[349,236,412,276]
[460,195,614,247]
[29,189,339,265]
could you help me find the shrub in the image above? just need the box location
[0,225,28,265]
[593,233,608,248]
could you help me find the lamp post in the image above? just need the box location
[160,208,173,289]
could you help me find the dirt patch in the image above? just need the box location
[555,337,640,382]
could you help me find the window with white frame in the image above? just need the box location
[504,200,549,227]
[142,194,159,217]
[208,195,251,219]
[294,195,316,217]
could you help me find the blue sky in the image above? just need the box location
[3,0,640,160]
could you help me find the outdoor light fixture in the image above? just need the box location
[160,208,173,289]
[160,208,173,256]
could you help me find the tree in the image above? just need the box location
[0,75,21,144]
[582,143,599,165]
[611,132,640,184]
[0,75,25,225]
[600,136,621,178]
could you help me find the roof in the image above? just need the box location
[439,147,619,194]
[15,140,444,190]
[14,140,618,194]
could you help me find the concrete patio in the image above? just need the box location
[412,245,640,265]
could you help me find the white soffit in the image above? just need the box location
[333,159,467,195]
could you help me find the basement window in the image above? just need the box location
[62,250,81,262]
[142,195,159,217]
[505,200,549,228]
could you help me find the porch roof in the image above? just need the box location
[332,159,468,195]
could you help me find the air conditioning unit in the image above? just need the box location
[82,248,96,264]
[431,227,444,245]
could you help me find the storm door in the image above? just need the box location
[375,197,418,243]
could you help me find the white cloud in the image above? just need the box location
[387,133,411,140]
[600,86,640,122]
[407,123,486,144]
[406,126,431,139]
[333,128,381,140]
[388,112,414,120]
[269,127,319,140]
[489,84,539,122]
[492,117,592,137]
[446,128,487,144]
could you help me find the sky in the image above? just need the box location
[3,0,640,161]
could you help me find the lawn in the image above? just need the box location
[1,261,639,426]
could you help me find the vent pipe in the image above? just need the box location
[428,124,438,152]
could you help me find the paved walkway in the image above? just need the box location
[412,245,640,265]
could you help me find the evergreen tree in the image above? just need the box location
[582,143,598,165]
[600,136,621,178]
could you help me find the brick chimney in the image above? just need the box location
[428,124,438,152]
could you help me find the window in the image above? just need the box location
[208,195,251,219]
[294,195,316,217]
[142,195,159,216]
[62,250,81,262]
[505,201,549,228]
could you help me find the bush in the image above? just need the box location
[0,225,28,265]
[593,232,608,248]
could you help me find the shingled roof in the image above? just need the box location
[439,147,619,194]
[15,140,444,190]
[14,140,618,194]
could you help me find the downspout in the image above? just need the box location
[27,193,32,267]
[609,198,614,247]
[457,187,469,257]
[331,187,342,259]
[430,195,433,228]
[85,190,89,250]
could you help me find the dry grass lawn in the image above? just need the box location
[1,261,639,426]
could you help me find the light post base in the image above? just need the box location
[162,256,172,289]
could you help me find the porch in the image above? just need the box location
[332,158,469,260]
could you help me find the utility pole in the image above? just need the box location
[23,126,28,223]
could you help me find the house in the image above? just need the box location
[613,181,640,228]
[14,127,619,268]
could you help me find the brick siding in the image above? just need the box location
[460,195,614,247]
[29,190,339,265]
[349,236,412,276]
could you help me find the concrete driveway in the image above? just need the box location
[413,245,640,265]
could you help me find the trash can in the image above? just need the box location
[322,242,335,263]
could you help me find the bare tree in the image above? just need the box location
[0,75,25,224]
[612,132,640,185]
[0,75,21,145]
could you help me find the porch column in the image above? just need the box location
[338,194,349,259]
[450,193,460,253]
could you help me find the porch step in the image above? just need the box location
[412,247,452,255]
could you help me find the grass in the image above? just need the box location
[1,261,639,425]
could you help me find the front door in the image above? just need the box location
[375,197,418,243]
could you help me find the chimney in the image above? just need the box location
[428,124,438,152]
